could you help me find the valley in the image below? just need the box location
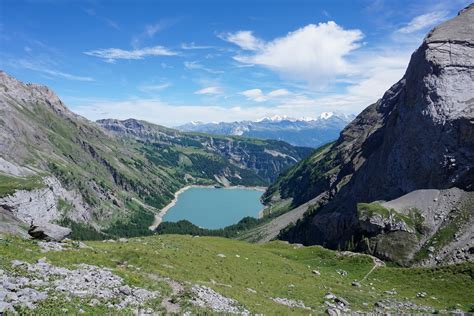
[0,1,473,315]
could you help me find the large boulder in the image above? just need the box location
[28,222,71,241]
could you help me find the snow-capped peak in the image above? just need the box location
[319,112,334,120]
[257,115,294,122]
[190,121,204,125]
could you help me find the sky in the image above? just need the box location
[0,0,470,126]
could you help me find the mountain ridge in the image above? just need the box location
[177,113,354,148]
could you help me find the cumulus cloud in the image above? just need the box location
[84,46,177,63]
[223,22,363,86]
[396,11,448,34]
[195,86,223,95]
[241,88,290,102]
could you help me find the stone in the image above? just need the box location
[190,285,249,314]
[28,222,71,242]
[119,285,132,296]
[327,308,341,316]
[0,301,14,313]
[351,281,361,287]
[335,297,349,306]
[324,292,336,300]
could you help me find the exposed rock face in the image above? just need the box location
[0,176,89,225]
[28,222,72,241]
[264,5,474,266]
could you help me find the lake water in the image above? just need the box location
[162,187,264,229]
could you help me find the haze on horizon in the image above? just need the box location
[0,0,470,126]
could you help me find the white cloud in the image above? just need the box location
[139,83,171,92]
[145,22,164,37]
[396,11,448,34]
[195,86,223,95]
[220,31,264,51]
[70,96,326,126]
[241,89,266,102]
[223,22,363,86]
[241,88,290,102]
[84,45,177,63]
[267,89,290,97]
[184,61,223,74]
[8,59,94,82]
[181,42,214,50]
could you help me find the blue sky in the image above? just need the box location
[0,0,470,126]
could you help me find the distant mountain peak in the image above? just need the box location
[319,112,334,120]
[177,113,354,147]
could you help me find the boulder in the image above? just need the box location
[28,222,71,241]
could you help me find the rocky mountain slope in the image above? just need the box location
[0,72,310,239]
[257,5,474,266]
[97,118,312,184]
[177,113,354,148]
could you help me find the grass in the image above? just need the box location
[0,173,44,197]
[0,234,472,314]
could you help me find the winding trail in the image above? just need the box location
[362,257,385,281]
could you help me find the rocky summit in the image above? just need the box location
[260,4,474,266]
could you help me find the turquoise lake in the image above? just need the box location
[162,187,264,229]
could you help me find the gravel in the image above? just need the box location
[190,285,249,314]
[0,258,160,313]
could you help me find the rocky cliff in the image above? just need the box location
[261,5,474,266]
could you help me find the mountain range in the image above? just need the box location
[0,73,311,239]
[177,112,354,148]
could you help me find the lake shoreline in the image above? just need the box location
[148,184,267,231]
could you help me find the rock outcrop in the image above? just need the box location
[263,4,474,266]
[28,222,72,241]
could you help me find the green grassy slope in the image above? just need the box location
[0,234,472,314]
